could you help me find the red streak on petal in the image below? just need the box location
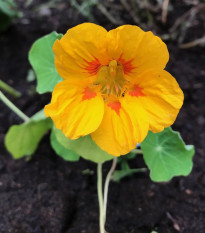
[82,87,97,100]
[129,85,146,97]
[107,101,121,115]
[83,57,101,76]
[118,54,136,75]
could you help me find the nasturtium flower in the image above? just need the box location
[44,23,184,156]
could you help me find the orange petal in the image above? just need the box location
[129,84,146,97]
[129,69,184,132]
[44,80,104,139]
[91,97,149,156]
[53,23,109,80]
[107,25,169,78]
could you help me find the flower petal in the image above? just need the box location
[130,69,184,133]
[107,25,169,77]
[53,23,109,80]
[44,80,104,139]
[91,97,149,156]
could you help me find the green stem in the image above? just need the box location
[132,148,143,154]
[0,80,21,98]
[104,157,117,224]
[97,163,105,233]
[0,91,30,122]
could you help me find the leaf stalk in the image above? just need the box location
[0,91,29,122]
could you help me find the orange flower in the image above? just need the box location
[44,23,184,156]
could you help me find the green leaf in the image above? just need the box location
[5,118,51,159]
[50,129,80,162]
[0,0,19,17]
[112,168,147,182]
[28,32,63,94]
[141,127,195,182]
[0,0,22,32]
[54,127,114,163]
[112,159,147,182]
[117,150,137,163]
[31,109,47,121]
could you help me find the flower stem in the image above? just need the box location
[97,162,105,233]
[0,80,21,98]
[132,148,143,154]
[104,157,117,224]
[0,91,30,122]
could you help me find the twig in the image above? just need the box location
[179,35,205,49]
[169,3,205,33]
[120,0,140,24]
[162,0,169,24]
[97,3,124,25]
[71,0,96,22]
[166,212,181,232]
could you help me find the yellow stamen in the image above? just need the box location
[95,60,126,97]
[109,60,117,77]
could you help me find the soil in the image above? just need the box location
[0,1,205,233]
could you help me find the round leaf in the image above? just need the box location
[141,127,194,182]
[54,127,114,163]
[28,32,63,94]
[50,129,80,162]
[5,119,51,159]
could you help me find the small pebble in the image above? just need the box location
[185,189,192,195]
[39,7,51,17]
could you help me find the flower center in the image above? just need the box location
[95,60,125,97]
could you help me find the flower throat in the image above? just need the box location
[95,60,126,97]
